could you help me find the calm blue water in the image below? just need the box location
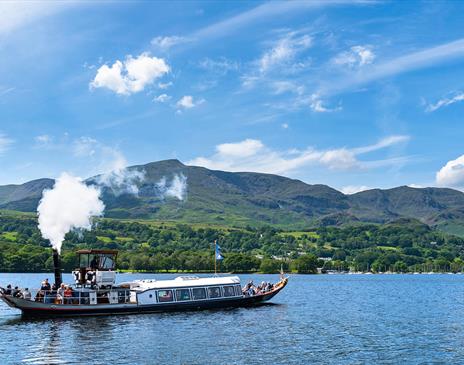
[1,273,464,364]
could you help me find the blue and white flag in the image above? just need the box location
[215,243,224,260]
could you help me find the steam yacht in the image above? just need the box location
[0,249,288,318]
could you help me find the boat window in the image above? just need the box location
[176,289,191,301]
[157,290,173,303]
[89,254,99,269]
[99,254,115,270]
[192,287,206,300]
[235,285,242,296]
[223,286,235,297]
[207,286,222,298]
[79,254,89,268]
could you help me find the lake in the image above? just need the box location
[1,273,464,364]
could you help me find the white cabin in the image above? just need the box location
[124,276,243,306]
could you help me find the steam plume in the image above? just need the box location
[95,152,145,196]
[37,173,105,253]
[156,173,187,200]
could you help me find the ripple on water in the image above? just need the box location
[2,274,464,364]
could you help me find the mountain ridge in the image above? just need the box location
[1,159,464,233]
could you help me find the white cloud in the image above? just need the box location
[35,134,51,144]
[73,137,98,157]
[90,53,170,95]
[0,87,15,97]
[153,94,171,103]
[193,0,357,42]
[281,123,289,129]
[216,139,264,158]
[259,33,312,73]
[0,133,13,154]
[0,2,74,34]
[34,134,53,148]
[176,95,205,110]
[320,148,358,169]
[324,38,464,96]
[436,154,464,189]
[271,81,305,95]
[241,75,260,89]
[151,36,188,50]
[199,57,239,74]
[158,81,173,89]
[341,185,371,194]
[352,135,410,154]
[426,92,464,112]
[333,45,375,67]
[188,135,410,175]
[308,93,341,113]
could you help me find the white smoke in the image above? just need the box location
[156,173,187,200]
[96,151,145,196]
[37,173,105,253]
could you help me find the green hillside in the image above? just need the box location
[1,211,464,274]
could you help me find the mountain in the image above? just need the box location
[1,159,464,233]
[0,178,54,212]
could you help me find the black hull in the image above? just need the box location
[3,278,288,318]
[22,294,272,318]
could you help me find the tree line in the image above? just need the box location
[0,213,463,274]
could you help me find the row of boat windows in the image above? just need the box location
[146,285,242,303]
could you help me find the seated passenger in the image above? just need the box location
[4,284,12,295]
[64,286,73,304]
[21,288,32,300]
[13,286,21,298]
[57,283,66,304]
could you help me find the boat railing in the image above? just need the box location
[29,288,131,305]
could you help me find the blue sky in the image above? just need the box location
[1,1,464,194]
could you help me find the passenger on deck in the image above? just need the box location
[90,256,98,269]
[41,279,51,292]
[64,286,73,304]
[4,284,12,295]
[13,286,21,297]
[21,288,32,300]
[57,283,66,303]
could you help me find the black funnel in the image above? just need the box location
[52,249,62,288]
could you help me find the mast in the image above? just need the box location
[214,240,217,275]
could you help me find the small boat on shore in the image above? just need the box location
[0,249,288,318]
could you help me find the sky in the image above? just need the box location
[1,1,464,194]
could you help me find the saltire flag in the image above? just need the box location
[215,243,224,260]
